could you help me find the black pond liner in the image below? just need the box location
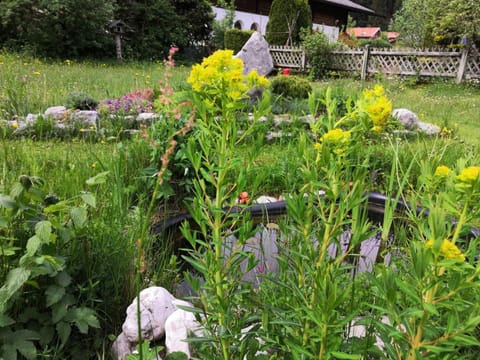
[152,192,479,294]
[153,191,480,240]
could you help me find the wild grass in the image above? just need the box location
[313,78,480,145]
[0,51,190,117]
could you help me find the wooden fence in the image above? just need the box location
[269,45,480,83]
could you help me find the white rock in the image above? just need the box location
[25,113,40,124]
[44,106,67,119]
[417,121,441,135]
[165,300,203,357]
[136,113,159,123]
[392,108,419,130]
[111,332,134,360]
[122,287,176,343]
[254,196,279,204]
[70,110,98,126]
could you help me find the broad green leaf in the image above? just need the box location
[86,171,110,186]
[55,272,72,287]
[45,285,65,307]
[0,195,15,209]
[329,351,361,359]
[2,343,17,360]
[81,192,96,208]
[0,314,15,327]
[56,321,71,348]
[70,307,100,334]
[15,340,37,360]
[0,215,8,228]
[35,221,52,242]
[70,207,87,229]
[0,267,31,313]
[25,236,41,257]
[44,200,71,214]
[52,301,68,323]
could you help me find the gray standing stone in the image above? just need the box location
[235,31,273,76]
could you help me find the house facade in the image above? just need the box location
[212,0,374,42]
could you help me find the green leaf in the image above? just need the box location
[15,340,37,359]
[52,301,68,323]
[25,236,41,257]
[34,221,52,242]
[45,285,66,307]
[70,207,87,229]
[2,343,17,360]
[85,171,110,186]
[56,321,71,348]
[0,267,31,313]
[44,200,71,214]
[0,215,8,228]
[0,195,15,209]
[69,307,100,334]
[165,352,188,360]
[0,314,15,327]
[80,192,96,208]
[329,351,361,359]
[55,272,72,287]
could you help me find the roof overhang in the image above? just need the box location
[313,0,375,15]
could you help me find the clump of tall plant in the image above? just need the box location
[179,49,271,358]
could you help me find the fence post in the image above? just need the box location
[301,48,306,71]
[361,45,370,81]
[456,48,469,84]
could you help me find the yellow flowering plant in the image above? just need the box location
[187,49,269,113]
[357,85,393,132]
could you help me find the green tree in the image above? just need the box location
[390,0,431,47]
[391,0,479,47]
[0,0,115,57]
[115,0,215,59]
[171,0,214,46]
[266,0,312,46]
[428,0,480,46]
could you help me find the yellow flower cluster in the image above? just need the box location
[187,50,269,106]
[434,165,451,178]
[425,239,465,262]
[360,85,392,132]
[456,166,480,185]
[315,128,351,155]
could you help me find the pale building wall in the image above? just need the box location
[212,6,339,42]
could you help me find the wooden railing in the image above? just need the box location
[269,46,480,83]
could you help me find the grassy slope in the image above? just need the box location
[313,78,480,145]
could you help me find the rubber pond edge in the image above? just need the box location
[152,192,480,240]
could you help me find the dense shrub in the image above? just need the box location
[302,30,335,79]
[266,0,312,45]
[270,75,312,98]
[65,92,99,110]
[224,29,254,54]
[358,38,392,48]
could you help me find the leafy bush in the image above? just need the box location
[65,92,98,110]
[0,175,101,359]
[358,38,392,48]
[302,30,335,79]
[224,29,253,54]
[266,0,312,45]
[270,74,312,98]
